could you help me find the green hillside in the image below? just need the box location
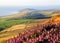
[0,19,30,31]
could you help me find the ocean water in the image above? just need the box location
[0,6,25,16]
[0,6,60,16]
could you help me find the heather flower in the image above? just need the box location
[5,22,60,43]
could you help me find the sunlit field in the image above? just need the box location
[3,15,60,43]
[0,19,48,43]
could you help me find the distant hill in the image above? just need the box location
[0,9,60,20]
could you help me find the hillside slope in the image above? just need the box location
[5,14,60,43]
[44,14,60,25]
[0,14,60,43]
[0,9,60,20]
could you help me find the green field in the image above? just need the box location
[0,19,30,31]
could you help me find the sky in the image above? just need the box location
[0,0,60,16]
[0,0,60,6]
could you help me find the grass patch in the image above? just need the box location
[0,19,30,31]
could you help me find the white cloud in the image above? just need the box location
[0,0,60,6]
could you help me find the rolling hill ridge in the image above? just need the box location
[0,9,60,20]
